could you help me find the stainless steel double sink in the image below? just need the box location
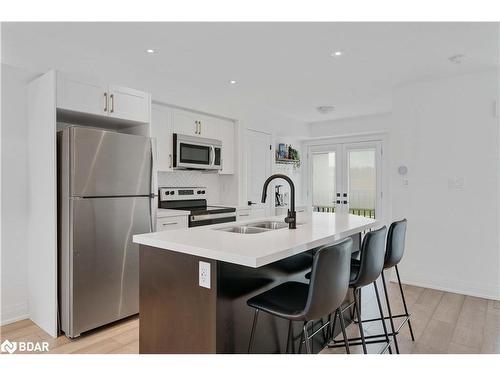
[216,220,290,234]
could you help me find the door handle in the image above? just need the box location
[198,121,202,135]
[169,154,172,169]
[103,92,108,112]
[210,145,215,166]
[110,94,114,113]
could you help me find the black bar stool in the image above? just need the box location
[327,226,392,354]
[352,219,414,354]
[246,237,353,354]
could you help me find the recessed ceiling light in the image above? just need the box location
[316,105,335,114]
[146,49,155,54]
[448,54,465,64]
[331,51,343,57]
[229,80,237,85]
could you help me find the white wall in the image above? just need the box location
[0,64,37,324]
[307,70,500,300]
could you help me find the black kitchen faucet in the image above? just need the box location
[261,174,296,229]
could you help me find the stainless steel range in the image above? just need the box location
[158,187,236,227]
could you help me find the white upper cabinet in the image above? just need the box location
[57,76,108,116]
[172,108,219,139]
[56,74,150,124]
[151,104,173,172]
[218,119,235,175]
[107,85,150,123]
[172,108,200,136]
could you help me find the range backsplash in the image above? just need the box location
[157,171,221,204]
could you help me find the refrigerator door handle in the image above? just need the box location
[149,138,158,232]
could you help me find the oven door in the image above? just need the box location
[174,134,222,170]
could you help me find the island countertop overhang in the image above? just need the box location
[133,212,378,268]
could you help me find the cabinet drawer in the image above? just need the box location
[157,216,188,231]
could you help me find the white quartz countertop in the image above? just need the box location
[157,208,190,218]
[134,212,377,268]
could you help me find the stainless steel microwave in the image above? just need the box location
[173,133,222,170]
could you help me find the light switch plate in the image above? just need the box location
[199,261,211,289]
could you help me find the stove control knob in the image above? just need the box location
[164,191,170,195]
[201,190,205,194]
[197,190,202,194]
[170,191,175,195]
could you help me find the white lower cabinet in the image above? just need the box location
[236,207,266,221]
[156,216,188,231]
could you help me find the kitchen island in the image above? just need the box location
[133,212,377,354]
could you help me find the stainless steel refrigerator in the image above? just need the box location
[58,125,156,338]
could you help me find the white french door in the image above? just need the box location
[309,141,382,219]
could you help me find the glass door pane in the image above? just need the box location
[346,148,377,218]
[312,152,337,213]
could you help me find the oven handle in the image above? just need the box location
[190,212,236,222]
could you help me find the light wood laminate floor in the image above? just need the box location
[1,282,499,354]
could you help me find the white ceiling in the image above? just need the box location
[2,22,499,123]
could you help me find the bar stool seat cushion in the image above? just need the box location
[247,281,309,320]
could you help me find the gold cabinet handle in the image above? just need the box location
[104,92,108,112]
[110,94,114,113]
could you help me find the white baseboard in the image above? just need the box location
[1,302,29,326]
[390,272,500,301]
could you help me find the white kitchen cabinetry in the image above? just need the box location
[57,76,108,117]
[218,119,235,175]
[236,207,266,221]
[151,104,173,172]
[57,75,150,123]
[107,85,150,123]
[157,216,188,231]
[172,108,219,139]
[155,105,235,174]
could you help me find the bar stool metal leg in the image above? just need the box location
[381,271,399,353]
[248,309,260,353]
[337,308,350,354]
[353,288,367,354]
[303,321,311,354]
[373,281,392,354]
[285,320,294,354]
[395,265,415,341]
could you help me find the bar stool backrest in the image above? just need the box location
[351,226,387,288]
[384,219,407,269]
[303,237,353,321]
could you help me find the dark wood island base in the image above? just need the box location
[139,233,360,354]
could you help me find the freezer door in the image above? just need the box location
[70,196,150,337]
[69,126,152,197]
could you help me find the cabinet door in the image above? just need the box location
[218,119,235,175]
[108,85,150,123]
[172,108,200,136]
[151,104,173,172]
[57,75,108,116]
[197,114,219,139]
